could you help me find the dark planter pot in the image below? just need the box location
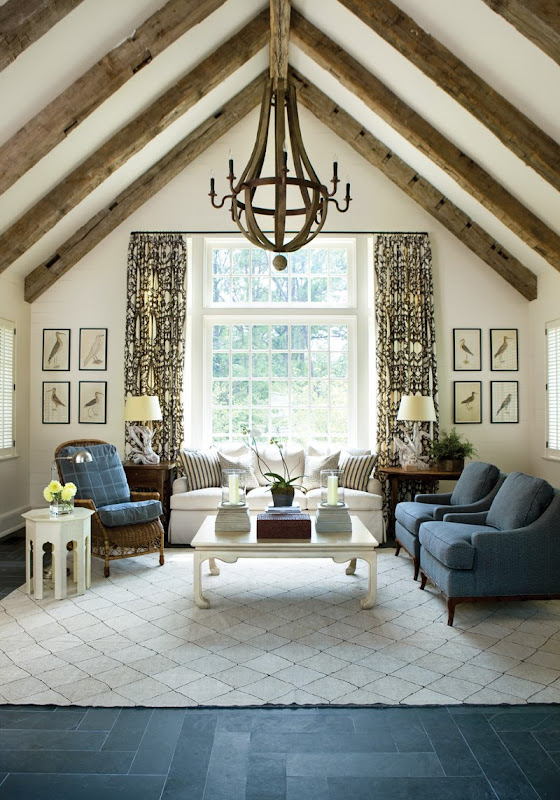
[271,486,295,507]
[437,458,464,472]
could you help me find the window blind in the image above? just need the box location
[0,318,15,457]
[546,318,560,455]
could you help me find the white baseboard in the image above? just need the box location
[0,505,30,538]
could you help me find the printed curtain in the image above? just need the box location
[125,232,187,461]
[374,233,439,517]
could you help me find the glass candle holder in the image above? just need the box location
[320,469,344,506]
[221,468,246,506]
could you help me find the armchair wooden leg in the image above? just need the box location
[413,557,419,581]
[420,572,427,590]
[395,542,401,556]
[159,535,165,566]
[447,599,457,626]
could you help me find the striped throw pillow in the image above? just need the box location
[339,453,377,492]
[178,448,221,491]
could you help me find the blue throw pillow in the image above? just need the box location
[59,444,130,508]
[451,462,500,506]
[486,472,554,531]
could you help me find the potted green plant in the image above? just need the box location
[429,428,477,472]
[241,426,306,506]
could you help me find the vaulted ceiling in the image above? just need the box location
[0,0,559,302]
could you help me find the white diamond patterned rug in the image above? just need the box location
[0,548,559,707]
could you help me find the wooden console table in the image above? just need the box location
[122,461,177,533]
[378,465,463,540]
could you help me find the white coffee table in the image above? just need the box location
[190,515,379,610]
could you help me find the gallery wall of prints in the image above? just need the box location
[452,328,519,425]
[41,328,108,426]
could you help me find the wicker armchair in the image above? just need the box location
[55,439,164,577]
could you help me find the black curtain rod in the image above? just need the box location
[130,230,429,235]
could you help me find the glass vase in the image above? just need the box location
[49,498,74,517]
[320,469,345,506]
[221,469,246,506]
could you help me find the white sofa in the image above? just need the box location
[169,442,385,545]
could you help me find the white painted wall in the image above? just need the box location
[15,109,550,510]
[0,273,30,535]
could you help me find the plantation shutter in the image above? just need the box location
[0,318,15,457]
[546,319,560,456]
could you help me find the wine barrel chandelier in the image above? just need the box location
[209,0,351,268]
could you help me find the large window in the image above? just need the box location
[546,318,560,458]
[0,318,15,458]
[202,239,359,447]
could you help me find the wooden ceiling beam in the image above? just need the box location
[337,0,560,194]
[24,74,266,303]
[0,0,83,72]
[270,0,291,83]
[291,10,560,273]
[0,10,269,276]
[291,68,537,301]
[0,0,228,194]
[481,0,560,67]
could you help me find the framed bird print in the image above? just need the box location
[454,381,482,424]
[453,328,481,371]
[79,381,107,424]
[42,381,70,424]
[490,328,518,371]
[79,328,107,371]
[491,381,519,423]
[42,329,70,371]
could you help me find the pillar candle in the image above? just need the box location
[229,474,240,505]
[327,475,338,506]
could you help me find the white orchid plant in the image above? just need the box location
[43,479,77,505]
[240,426,306,492]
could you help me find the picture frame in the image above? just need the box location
[453,381,482,424]
[490,328,518,371]
[491,381,519,423]
[42,329,70,371]
[42,381,70,424]
[79,381,107,424]
[79,328,107,371]
[453,328,481,371]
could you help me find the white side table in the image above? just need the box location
[21,508,94,600]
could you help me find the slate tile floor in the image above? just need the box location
[0,531,559,798]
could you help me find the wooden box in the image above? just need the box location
[257,513,311,539]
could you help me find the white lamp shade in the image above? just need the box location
[124,395,162,422]
[397,394,436,422]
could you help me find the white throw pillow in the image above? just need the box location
[218,451,259,490]
[302,451,340,491]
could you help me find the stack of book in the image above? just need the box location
[315,502,352,533]
[265,503,301,514]
[214,502,250,532]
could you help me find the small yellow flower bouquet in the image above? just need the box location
[43,480,77,516]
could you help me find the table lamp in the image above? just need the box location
[124,395,162,464]
[396,394,436,470]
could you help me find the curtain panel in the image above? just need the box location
[125,232,187,461]
[374,233,439,518]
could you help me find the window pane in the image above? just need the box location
[310,249,327,274]
[252,249,269,274]
[212,381,230,405]
[232,325,249,350]
[270,380,289,406]
[291,251,307,274]
[213,408,230,435]
[231,277,249,303]
[232,248,250,274]
[252,353,269,377]
[272,352,289,377]
[232,353,249,377]
[213,325,229,350]
[331,352,348,378]
[213,353,229,378]
[231,380,249,405]
[310,277,328,302]
[291,352,307,377]
[212,249,230,274]
[271,325,288,350]
[291,380,309,405]
[290,277,308,302]
[252,277,269,302]
[291,325,308,350]
[330,249,348,274]
[213,277,230,303]
[252,326,269,349]
[311,352,328,377]
[252,381,269,405]
[311,325,329,350]
[311,380,329,404]
[271,277,288,302]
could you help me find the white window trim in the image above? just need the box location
[203,314,358,445]
[203,236,357,309]
[0,317,16,460]
[545,318,560,460]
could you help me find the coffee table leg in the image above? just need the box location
[209,557,220,576]
[193,551,210,609]
[345,558,357,575]
[360,552,377,609]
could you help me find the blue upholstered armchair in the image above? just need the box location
[55,439,164,577]
[394,462,503,579]
[418,472,560,625]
